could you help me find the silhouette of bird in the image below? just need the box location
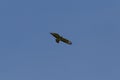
[50,32,72,45]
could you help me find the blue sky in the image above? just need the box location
[0,0,120,80]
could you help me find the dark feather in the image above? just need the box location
[56,39,60,43]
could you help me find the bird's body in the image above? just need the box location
[50,32,72,45]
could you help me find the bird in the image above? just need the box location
[50,32,72,45]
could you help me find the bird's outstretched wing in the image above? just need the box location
[61,37,72,45]
[50,33,60,39]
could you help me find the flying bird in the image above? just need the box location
[50,32,72,45]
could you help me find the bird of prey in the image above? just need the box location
[50,32,72,45]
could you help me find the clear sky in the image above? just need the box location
[0,0,120,80]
